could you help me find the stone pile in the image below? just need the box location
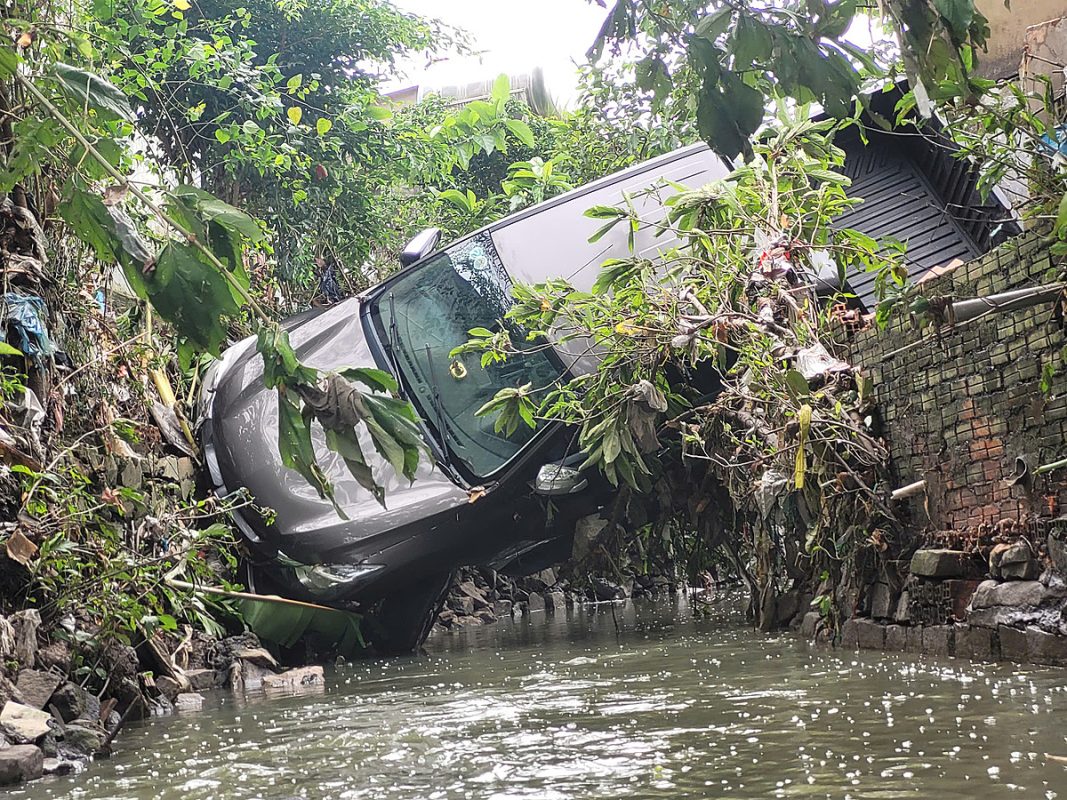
[436,565,675,630]
[806,526,1067,666]
[0,619,326,787]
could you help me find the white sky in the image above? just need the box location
[385,0,608,105]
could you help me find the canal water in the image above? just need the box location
[13,594,1067,799]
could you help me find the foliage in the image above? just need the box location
[366,82,640,268]
[88,0,452,295]
[586,0,988,160]
[464,115,904,624]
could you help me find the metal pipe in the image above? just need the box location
[890,479,926,500]
[949,283,1065,324]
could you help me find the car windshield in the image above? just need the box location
[373,233,562,478]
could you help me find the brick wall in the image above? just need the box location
[843,231,1066,540]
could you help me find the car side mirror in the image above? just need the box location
[534,463,588,496]
[400,227,441,267]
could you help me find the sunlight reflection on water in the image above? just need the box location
[13,594,1067,800]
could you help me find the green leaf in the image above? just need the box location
[215,128,231,144]
[491,73,511,103]
[51,62,133,120]
[0,47,19,80]
[438,188,472,213]
[1056,191,1067,236]
[732,15,773,66]
[932,0,974,39]
[367,105,392,120]
[0,341,23,356]
[784,369,810,398]
[316,117,332,136]
[324,428,384,506]
[147,242,242,355]
[338,367,398,394]
[584,205,626,219]
[504,118,535,148]
[286,73,303,92]
[170,185,265,244]
[57,188,119,264]
[277,389,340,511]
[287,106,302,126]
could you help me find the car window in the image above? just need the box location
[374,233,562,478]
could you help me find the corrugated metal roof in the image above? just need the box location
[831,101,1019,309]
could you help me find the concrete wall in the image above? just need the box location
[976,0,1065,78]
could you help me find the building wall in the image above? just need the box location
[976,0,1065,78]
[844,231,1066,539]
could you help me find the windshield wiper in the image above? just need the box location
[422,343,453,470]
[384,292,405,392]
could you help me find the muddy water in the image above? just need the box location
[13,595,1067,799]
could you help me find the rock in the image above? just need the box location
[922,625,955,657]
[905,625,923,653]
[0,675,24,708]
[184,669,219,692]
[885,625,907,652]
[209,633,262,672]
[62,723,103,756]
[173,693,205,712]
[800,612,820,639]
[493,600,513,617]
[262,666,325,693]
[0,702,53,742]
[231,659,276,692]
[992,541,1038,581]
[15,670,62,710]
[9,610,40,668]
[840,618,859,649]
[910,549,984,579]
[944,579,981,620]
[572,514,609,562]
[527,592,545,613]
[42,757,76,776]
[450,596,475,616]
[1026,626,1067,666]
[592,578,625,601]
[456,581,490,610]
[869,583,892,620]
[102,643,139,682]
[525,568,558,592]
[998,625,1028,662]
[954,625,997,661]
[112,677,146,720]
[545,591,567,614]
[233,647,278,670]
[971,579,1051,609]
[49,683,89,724]
[35,641,72,674]
[154,675,181,702]
[775,589,800,627]
[147,693,174,717]
[893,591,911,623]
[1048,530,1067,577]
[855,618,885,650]
[0,744,43,785]
[474,608,497,624]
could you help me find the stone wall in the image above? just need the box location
[845,230,1066,540]
[825,231,1067,666]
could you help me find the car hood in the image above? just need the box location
[203,297,468,562]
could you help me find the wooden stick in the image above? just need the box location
[166,578,348,615]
